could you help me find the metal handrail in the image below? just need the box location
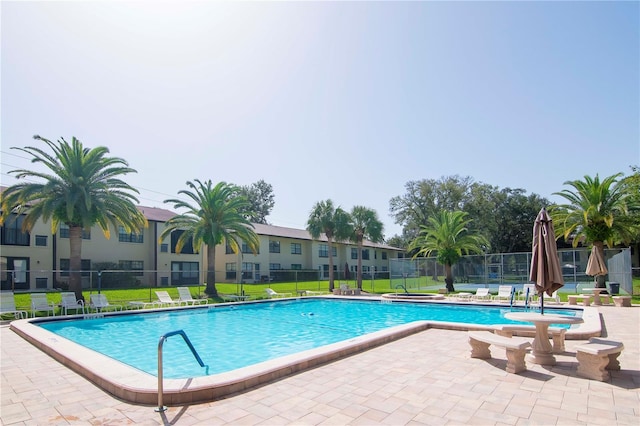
[156,330,208,412]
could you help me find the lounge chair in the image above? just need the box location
[60,292,86,315]
[491,285,513,302]
[177,287,207,305]
[89,294,123,312]
[155,290,181,307]
[30,293,56,317]
[265,288,292,298]
[518,284,538,303]
[0,291,27,319]
[540,290,561,305]
[471,288,491,301]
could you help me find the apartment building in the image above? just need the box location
[1,206,402,291]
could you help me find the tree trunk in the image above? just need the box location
[444,264,455,292]
[328,241,335,291]
[68,226,84,301]
[205,245,218,297]
[357,237,363,290]
[594,241,607,289]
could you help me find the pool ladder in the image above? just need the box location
[156,330,209,412]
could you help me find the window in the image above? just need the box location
[241,262,253,280]
[320,264,337,279]
[318,244,335,258]
[171,230,195,254]
[351,248,358,259]
[36,277,48,289]
[119,260,144,276]
[225,243,233,254]
[269,263,281,270]
[382,252,387,260]
[171,261,199,285]
[291,243,302,255]
[242,242,258,254]
[1,214,30,246]
[60,259,91,277]
[362,249,370,260]
[291,264,302,270]
[1,257,30,290]
[59,224,90,239]
[35,235,47,246]
[225,263,236,280]
[118,226,143,243]
[160,244,168,253]
[160,277,169,286]
[269,240,280,253]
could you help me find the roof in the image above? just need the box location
[251,223,402,251]
[136,206,176,222]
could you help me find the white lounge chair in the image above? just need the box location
[540,291,561,305]
[30,293,56,317]
[155,291,181,307]
[89,294,122,312]
[265,288,292,298]
[0,291,27,319]
[60,292,86,315]
[471,288,491,301]
[491,285,514,302]
[177,287,207,305]
[518,284,538,303]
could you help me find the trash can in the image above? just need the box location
[608,282,620,295]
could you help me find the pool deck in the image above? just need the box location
[2,303,639,425]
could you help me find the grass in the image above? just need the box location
[5,276,638,318]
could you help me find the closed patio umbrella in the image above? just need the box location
[586,245,607,279]
[529,208,564,314]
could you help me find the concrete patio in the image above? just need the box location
[1,304,639,425]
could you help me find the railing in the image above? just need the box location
[156,329,208,412]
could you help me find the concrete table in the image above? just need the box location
[504,312,583,365]
[582,288,607,306]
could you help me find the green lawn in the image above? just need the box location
[5,276,638,319]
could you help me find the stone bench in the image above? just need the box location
[613,296,632,307]
[575,338,624,381]
[494,325,567,354]
[468,331,531,374]
[568,295,593,306]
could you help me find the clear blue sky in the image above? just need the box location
[2,1,638,238]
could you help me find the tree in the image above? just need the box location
[238,179,275,224]
[306,200,351,291]
[348,206,384,290]
[160,180,259,297]
[408,210,488,292]
[0,135,146,300]
[551,173,638,288]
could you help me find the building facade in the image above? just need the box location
[1,206,402,291]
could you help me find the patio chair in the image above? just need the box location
[518,284,538,304]
[177,287,207,305]
[60,292,86,315]
[491,285,514,302]
[155,290,181,307]
[89,294,123,312]
[30,293,56,317]
[0,291,27,319]
[540,291,561,305]
[471,288,491,301]
[265,288,292,298]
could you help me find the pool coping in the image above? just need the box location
[9,299,601,406]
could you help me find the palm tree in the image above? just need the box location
[551,173,638,288]
[348,206,384,290]
[409,210,488,292]
[0,135,146,300]
[306,200,351,291]
[160,180,259,297]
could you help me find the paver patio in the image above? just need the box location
[1,304,639,425]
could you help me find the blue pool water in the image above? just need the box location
[38,299,579,379]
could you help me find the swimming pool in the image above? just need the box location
[37,299,579,379]
[12,297,599,406]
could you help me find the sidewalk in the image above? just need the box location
[1,305,639,425]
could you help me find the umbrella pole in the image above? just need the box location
[540,293,544,315]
